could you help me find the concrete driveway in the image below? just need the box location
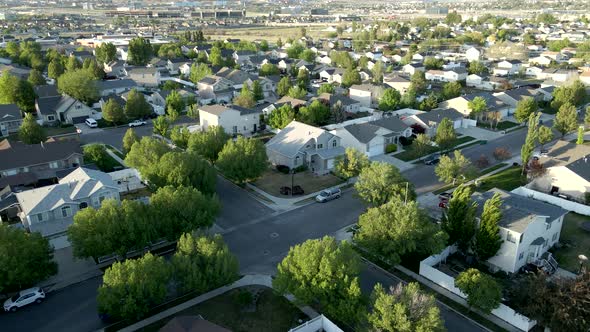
[371,153,415,172]
[456,126,503,141]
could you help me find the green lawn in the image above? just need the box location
[553,213,590,273]
[432,163,509,195]
[45,125,77,136]
[394,136,476,162]
[139,287,307,332]
[477,121,519,131]
[475,166,527,192]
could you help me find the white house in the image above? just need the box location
[401,108,468,137]
[424,68,467,82]
[528,56,552,67]
[466,74,495,91]
[493,60,522,76]
[348,84,386,108]
[331,117,411,157]
[402,63,425,75]
[465,47,481,62]
[199,104,261,136]
[473,189,568,274]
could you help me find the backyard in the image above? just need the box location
[475,166,528,192]
[140,286,307,332]
[552,213,590,273]
[253,169,344,197]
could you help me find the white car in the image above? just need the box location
[315,188,342,203]
[85,118,98,128]
[4,287,45,312]
[128,120,147,127]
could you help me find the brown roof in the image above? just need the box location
[0,139,82,171]
[159,316,231,332]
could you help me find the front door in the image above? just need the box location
[253,124,257,132]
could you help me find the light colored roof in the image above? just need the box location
[266,121,332,158]
[540,140,590,181]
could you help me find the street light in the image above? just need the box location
[578,254,588,274]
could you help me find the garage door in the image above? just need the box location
[71,116,87,124]
[453,120,462,129]
[368,143,385,157]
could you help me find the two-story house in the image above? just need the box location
[473,189,568,274]
[199,104,261,136]
[166,58,192,75]
[438,92,510,118]
[0,104,22,137]
[349,84,386,108]
[103,60,126,78]
[15,167,120,237]
[332,117,411,157]
[266,120,345,175]
[492,60,522,76]
[383,74,412,94]
[197,75,235,104]
[126,67,161,87]
[97,79,138,97]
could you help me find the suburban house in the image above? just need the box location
[529,56,552,67]
[126,67,161,87]
[536,86,556,102]
[473,189,568,274]
[383,74,412,93]
[151,89,197,111]
[425,68,468,82]
[265,120,345,175]
[103,60,126,78]
[493,87,541,110]
[492,60,522,76]
[319,68,346,84]
[465,47,481,62]
[166,58,191,75]
[331,117,411,157]
[199,104,261,136]
[216,67,255,90]
[15,167,120,237]
[528,140,590,202]
[0,104,22,137]
[36,94,97,125]
[401,108,467,137]
[349,84,386,108]
[466,74,498,91]
[197,75,235,104]
[438,92,510,118]
[317,93,362,113]
[402,63,425,75]
[0,64,31,80]
[0,139,83,183]
[97,79,137,97]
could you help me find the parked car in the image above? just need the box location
[424,153,440,165]
[315,188,342,203]
[292,185,304,196]
[129,120,147,127]
[85,118,98,128]
[438,201,448,209]
[4,287,45,312]
[279,186,291,195]
[438,192,452,202]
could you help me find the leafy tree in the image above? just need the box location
[317,84,335,94]
[368,283,445,332]
[83,144,112,172]
[65,56,81,72]
[268,104,295,129]
[468,96,487,119]
[419,93,439,111]
[333,147,370,180]
[296,68,310,88]
[514,97,538,124]
[410,133,432,159]
[189,62,212,83]
[300,49,316,62]
[356,196,447,264]
[341,68,361,88]
[287,86,307,99]
[424,57,444,70]
[355,161,415,206]
[170,126,191,149]
[97,253,171,320]
[95,42,117,63]
[124,89,152,119]
[445,11,462,25]
[233,84,256,108]
[440,185,477,251]
[48,58,64,80]
[474,193,503,261]
[0,224,58,294]
[127,37,153,66]
[122,128,139,154]
[577,126,585,145]
[371,60,384,84]
[259,40,269,52]
[537,125,553,149]
[585,106,590,129]
[157,43,182,59]
[172,233,239,294]
[468,61,488,75]
[297,100,330,126]
[251,80,264,101]
[165,90,185,113]
[0,72,36,112]
[521,112,541,173]
[57,69,99,104]
[410,71,427,94]
[277,77,291,97]
[102,98,126,124]
[27,69,45,86]
[187,126,230,163]
[442,81,462,100]
[125,136,171,172]
[83,59,105,80]
[553,103,578,137]
[259,63,280,77]
[551,80,587,109]
[286,42,305,59]
[378,88,401,111]
[217,136,267,183]
[18,113,46,144]
[153,115,170,137]
[148,151,216,195]
[435,117,457,153]
[273,236,365,325]
[456,268,502,314]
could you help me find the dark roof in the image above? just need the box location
[370,116,409,132]
[462,92,507,111]
[0,104,21,121]
[34,85,60,98]
[540,140,590,181]
[416,108,463,124]
[98,79,137,91]
[503,87,537,101]
[0,139,82,171]
[343,123,382,143]
[199,76,217,85]
[231,104,262,115]
[36,96,62,116]
[0,172,38,191]
[168,58,190,64]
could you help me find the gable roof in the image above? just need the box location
[0,139,82,171]
[540,140,590,181]
[34,85,60,98]
[370,116,409,132]
[0,104,21,122]
[36,96,62,116]
[97,79,137,91]
[502,87,538,102]
[416,108,463,124]
[266,121,332,158]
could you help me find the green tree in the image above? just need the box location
[83,144,112,172]
[355,196,448,264]
[0,224,58,294]
[419,93,439,111]
[333,147,370,180]
[537,125,553,149]
[124,89,152,119]
[153,115,170,137]
[368,283,445,332]
[300,49,316,62]
[474,193,503,261]
[170,126,191,149]
[97,253,171,320]
[551,80,587,110]
[0,72,36,112]
[148,151,216,195]
[172,233,239,294]
[127,37,153,66]
[296,68,309,88]
[165,90,185,113]
[259,40,269,52]
[435,117,457,153]
[125,136,171,172]
[440,185,477,251]
[378,88,402,111]
[95,42,117,63]
[318,84,335,95]
[297,100,330,126]
[277,77,291,97]
[372,60,384,84]
[341,68,361,88]
[584,106,590,129]
[287,86,307,99]
[424,57,444,70]
[27,69,45,86]
[456,268,502,314]
[435,150,474,185]
[410,71,427,94]
[577,126,585,145]
[65,56,81,72]
[355,161,415,206]
[468,96,487,120]
[268,104,295,129]
[553,103,578,137]
[57,70,99,104]
[157,43,182,59]
[521,112,541,173]
[18,113,46,144]
[410,133,432,159]
[122,128,139,154]
[445,11,462,25]
[468,61,488,75]
[442,81,462,100]
[187,126,230,163]
[251,80,264,101]
[47,58,64,80]
[273,237,365,325]
[102,98,126,124]
[259,63,280,77]
[233,84,256,108]
[189,62,212,84]
[514,97,538,124]
[216,136,267,183]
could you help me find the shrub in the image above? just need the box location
[493,147,511,161]
[475,155,490,169]
[399,136,414,146]
[293,165,308,173]
[276,165,290,174]
[410,123,426,134]
[385,144,398,154]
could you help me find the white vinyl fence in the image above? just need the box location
[512,187,590,216]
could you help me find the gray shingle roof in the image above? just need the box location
[343,123,382,143]
[416,108,463,124]
[0,139,82,171]
[540,140,590,182]
[97,79,137,91]
[266,121,332,158]
[0,104,21,121]
[36,96,62,116]
[34,85,60,98]
[370,116,409,133]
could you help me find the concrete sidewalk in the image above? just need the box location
[40,245,103,293]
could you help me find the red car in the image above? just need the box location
[438,201,448,209]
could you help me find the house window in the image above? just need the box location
[232,126,237,134]
[544,239,548,248]
[79,202,88,209]
[518,252,524,260]
[332,140,337,147]
[507,232,516,243]
[98,195,107,203]
[552,232,559,242]
[61,206,71,217]
[49,161,59,169]
[294,156,300,166]
[317,144,323,149]
[47,115,55,121]
[35,213,44,223]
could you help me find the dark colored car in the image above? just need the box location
[424,154,441,165]
[279,186,291,195]
[292,185,304,196]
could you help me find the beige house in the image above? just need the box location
[199,104,261,136]
[127,67,161,87]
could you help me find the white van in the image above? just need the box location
[85,118,98,128]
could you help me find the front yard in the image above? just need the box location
[552,213,590,273]
[475,166,528,192]
[394,136,477,162]
[476,121,519,131]
[252,169,344,197]
[140,286,307,332]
